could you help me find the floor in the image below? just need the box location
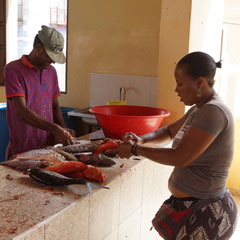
[231,194,240,240]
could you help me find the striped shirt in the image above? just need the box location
[4,55,60,158]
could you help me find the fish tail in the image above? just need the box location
[86,182,93,193]
[89,182,110,189]
[75,177,109,192]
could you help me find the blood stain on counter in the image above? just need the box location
[8,226,18,234]
[6,174,13,181]
[53,191,64,196]
[44,200,50,205]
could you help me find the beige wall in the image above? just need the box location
[227,121,240,190]
[157,0,223,125]
[59,0,162,109]
[0,88,5,102]
[157,0,192,124]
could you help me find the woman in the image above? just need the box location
[116,52,238,239]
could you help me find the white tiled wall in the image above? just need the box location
[90,73,158,107]
[16,160,173,240]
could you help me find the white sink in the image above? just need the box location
[67,108,99,127]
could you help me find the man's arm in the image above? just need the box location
[52,97,66,128]
[11,96,73,145]
[52,98,76,137]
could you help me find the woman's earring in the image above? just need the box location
[197,89,202,97]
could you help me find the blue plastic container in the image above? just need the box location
[60,106,78,133]
[0,103,9,162]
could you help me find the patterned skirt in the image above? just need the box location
[152,189,238,240]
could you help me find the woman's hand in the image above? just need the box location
[116,141,134,159]
[104,141,134,159]
[123,132,143,144]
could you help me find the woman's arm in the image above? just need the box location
[139,115,187,144]
[118,126,216,167]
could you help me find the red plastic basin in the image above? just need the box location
[89,105,170,139]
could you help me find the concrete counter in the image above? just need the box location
[0,140,173,240]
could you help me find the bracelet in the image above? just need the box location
[131,144,139,156]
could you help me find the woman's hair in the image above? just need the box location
[33,34,43,48]
[176,51,221,87]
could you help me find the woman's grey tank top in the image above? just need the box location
[168,94,234,199]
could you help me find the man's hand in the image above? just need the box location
[64,128,76,137]
[54,125,74,145]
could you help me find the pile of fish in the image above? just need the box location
[0,139,120,190]
[0,148,65,171]
[27,168,109,193]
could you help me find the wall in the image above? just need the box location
[222,0,240,190]
[227,121,240,191]
[189,0,224,59]
[156,0,224,126]
[0,88,4,102]
[59,0,162,109]
[0,0,18,103]
[157,0,192,125]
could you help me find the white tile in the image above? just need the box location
[44,197,89,240]
[103,229,118,240]
[90,73,158,107]
[118,208,141,240]
[13,225,44,240]
[142,160,163,204]
[119,164,144,224]
[140,198,160,240]
[88,178,120,240]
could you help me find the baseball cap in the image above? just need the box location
[38,25,66,64]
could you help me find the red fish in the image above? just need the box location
[45,161,105,183]
[94,141,119,155]
[82,166,105,183]
[63,166,105,183]
[45,161,87,174]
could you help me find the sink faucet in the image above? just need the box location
[119,87,126,101]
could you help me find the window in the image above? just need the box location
[50,0,67,26]
[18,0,23,24]
[5,0,68,92]
[0,0,6,85]
[214,2,240,121]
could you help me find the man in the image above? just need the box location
[4,25,74,160]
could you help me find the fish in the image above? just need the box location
[48,146,79,161]
[44,161,105,183]
[65,165,105,183]
[27,168,109,193]
[59,141,103,153]
[98,153,116,166]
[94,141,119,155]
[44,161,87,174]
[59,139,120,155]
[0,159,55,171]
[80,165,105,183]
[76,153,116,166]
[14,148,65,163]
[0,148,66,171]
